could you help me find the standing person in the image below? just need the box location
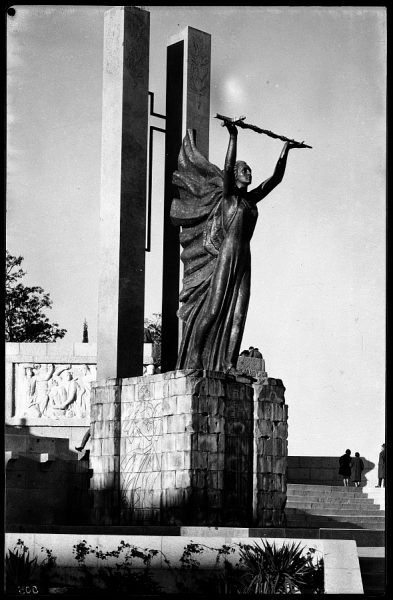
[376,443,385,487]
[339,449,352,486]
[351,452,364,487]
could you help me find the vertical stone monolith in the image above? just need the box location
[97,6,150,380]
[161,27,211,372]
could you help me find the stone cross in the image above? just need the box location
[97,6,150,380]
[161,27,211,372]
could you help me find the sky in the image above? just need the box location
[7,6,386,459]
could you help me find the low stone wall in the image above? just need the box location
[4,533,364,594]
[89,370,255,526]
[287,456,376,486]
[5,450,90,528]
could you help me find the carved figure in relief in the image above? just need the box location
[171,122,303,373]
[121,400,162,511]
[44,365,71,418]
[74,364,95,417]
[32,363,54,415]
[20,365,39,417]
[56,370,78,417]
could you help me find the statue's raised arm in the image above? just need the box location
[171,119,302,373]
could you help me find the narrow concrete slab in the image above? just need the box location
[5,533,363,594]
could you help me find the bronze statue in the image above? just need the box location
[171,118,305,373]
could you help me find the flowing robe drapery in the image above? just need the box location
[171,130,258,372]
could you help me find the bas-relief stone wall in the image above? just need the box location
[6,342,155,426]
[89,371,256,526]
[6,343,97,426]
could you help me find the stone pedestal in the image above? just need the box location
[89,370,254,526]
[253,378,288,527]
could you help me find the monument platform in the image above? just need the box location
[89,369,288,527]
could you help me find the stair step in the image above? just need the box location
[287,512,385,521]
[286,500,380,509]
[287,489,368,498]
[286,508,384,517]
[286,522,384,530]
[286,516,384,525]
[287,493,378,502]
[287,484,366,492]
[357,547,385,558]
[320,529,385,546]
[287,484,368,498]
[287,522,365,529]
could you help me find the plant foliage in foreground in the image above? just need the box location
[238,539,324,594]
[5,539,38,593]
[5,538,324,594]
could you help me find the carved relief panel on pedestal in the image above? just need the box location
[13,363,96,420]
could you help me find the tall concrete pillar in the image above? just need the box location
[161,27,211,372]
[97,6,150,380]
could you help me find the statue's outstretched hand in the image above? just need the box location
[224,121,238,135]
[287,140,306,149]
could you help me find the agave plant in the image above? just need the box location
[5,540,38,592]
[238,540,324,594]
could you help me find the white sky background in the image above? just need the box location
[7,6,386,458]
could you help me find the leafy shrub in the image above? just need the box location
[72,539,163,594]
[5,539,38,594]
[237,540,324,594]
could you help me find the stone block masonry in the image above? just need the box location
[89,370,254,526]
[253,378,288,527]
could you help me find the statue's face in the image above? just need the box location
[235,162,252,187]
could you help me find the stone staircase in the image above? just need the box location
[285,483,384,529]
[285,483,385,594]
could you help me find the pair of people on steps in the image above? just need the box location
[339,449,364,487]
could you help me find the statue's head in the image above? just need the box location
[234,160,252,188]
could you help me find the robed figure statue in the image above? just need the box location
[171,121,302,374]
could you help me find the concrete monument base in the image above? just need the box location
[89,370,288,527]
[90,370,255,526]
